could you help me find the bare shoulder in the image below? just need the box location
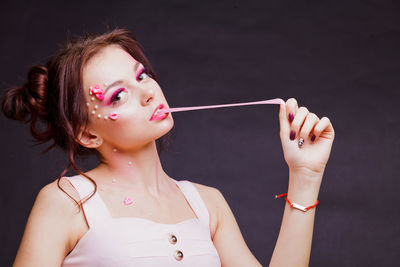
[40,177,86,247]
[190,181,226,212]
[189,181,225,239]
[39,177,80,210]
[13,177,83,266]
[191,182,222,201]
[37,177,82,223]
[191,181,227,213]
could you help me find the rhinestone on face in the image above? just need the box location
[94,105,98,109]
[113,148,117,152]
[104,115,108,120]
[112,178,117,183]
[97,114,101,119]
[91,96,95,101]
[91,110,95,115]
[86,102,90,106]
[128,161,132,165]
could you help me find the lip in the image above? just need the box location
[150,112,169,121]
[150,104,168,121]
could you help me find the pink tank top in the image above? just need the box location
[61,175,221,267]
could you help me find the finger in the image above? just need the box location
[286,98,298,125]
[298,112,319,142]
[279,99,289,136]
[290,106,309,140]
[313,116,334,141]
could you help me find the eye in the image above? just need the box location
[136,67,149,81]
[111,88,127,105]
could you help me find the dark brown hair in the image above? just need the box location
[1,28,171,209]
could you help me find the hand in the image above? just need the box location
[278,98,335,176]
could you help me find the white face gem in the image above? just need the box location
[91,96,95,101]
[97,114,101,118]
[112,178,117,183]
[104,115,108,120]
[91,110,95,115]
[113,148,117,152]
[94,105,98,109]
[128,161,132,165]
[86,102,90,106]
[90,86,93,89]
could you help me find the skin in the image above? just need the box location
[13,44,334,266]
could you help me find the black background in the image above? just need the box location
[1,0,399,266]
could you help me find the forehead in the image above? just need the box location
[82,44,137,88]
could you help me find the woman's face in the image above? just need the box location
[81,44,173,151]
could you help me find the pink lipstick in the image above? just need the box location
[150,104,169,121]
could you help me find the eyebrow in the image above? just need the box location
[102,61,141,95]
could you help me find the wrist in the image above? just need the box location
[289,167,324,187]
[287,168,322,207]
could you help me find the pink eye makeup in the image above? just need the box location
[136,67,147,81]
[108,88,127,105]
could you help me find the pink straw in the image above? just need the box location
[158,98,285,114]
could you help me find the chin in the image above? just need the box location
[153,115,174,139]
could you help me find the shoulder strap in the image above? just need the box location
[174,179,211,229]
[64,175,112,228]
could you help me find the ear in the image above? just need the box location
[76,127,103,148]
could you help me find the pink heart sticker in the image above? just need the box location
[123,197,133,205]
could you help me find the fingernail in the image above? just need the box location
[311,135,316,142]
[288,113,294,122]
[290,130,296,140]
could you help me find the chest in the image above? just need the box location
[97,186,197,223]
[69,185,218,253]
[64,219,221,267]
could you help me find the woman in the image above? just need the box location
[2,28,335,266]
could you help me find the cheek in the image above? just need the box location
[96,108,149,141]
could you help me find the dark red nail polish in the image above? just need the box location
[290,131,296,140]
[311,135,316,142]
[288,113,294,122]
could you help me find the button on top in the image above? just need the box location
[174,250,183,261]
[169,234,177,245]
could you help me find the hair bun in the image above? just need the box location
[26,65,49,117]
[2,65,49,122]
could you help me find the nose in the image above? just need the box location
[140,86,155,106]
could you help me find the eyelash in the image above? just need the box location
[111,88,126,105]
[136,67,149,81]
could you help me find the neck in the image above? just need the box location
[95,141,170,196]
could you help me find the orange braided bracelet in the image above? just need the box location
[275,193,319,212]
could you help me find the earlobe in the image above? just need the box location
[76,128,102,148]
